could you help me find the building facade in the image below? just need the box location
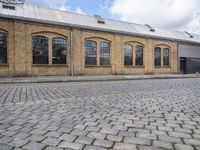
[0,4,199,77]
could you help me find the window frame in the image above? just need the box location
[124,44,133,66]
[154,47,162,67]
[163,48,170,66]
[100,41,110,66]
[32,35,49,65]
[135,45,144,66]
[85,40,97,66]
[52,37,67,65]
[0,31,8,65]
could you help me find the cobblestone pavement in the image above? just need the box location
[0,78,200,150]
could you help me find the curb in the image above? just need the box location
[0,75,199,84]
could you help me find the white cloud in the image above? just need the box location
[75,7,85,14]
[109,0,200,34]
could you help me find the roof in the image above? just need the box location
[0,3,200,44]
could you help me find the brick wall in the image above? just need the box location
[0,18,178,76]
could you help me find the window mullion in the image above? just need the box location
[97,41,100,66]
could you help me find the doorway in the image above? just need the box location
[180,57,186,74]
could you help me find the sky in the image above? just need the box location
[25,0,200,34]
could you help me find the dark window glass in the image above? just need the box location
[135,45,143,66]
[100,42,110,65]
[0,32,7,64]
[32,36,48,64]
[124,44,133,65]
[154,47,161,66]
[52,37,67,64]
[163,48,169,66]
[85,40,97,65]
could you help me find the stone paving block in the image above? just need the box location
[100,128,118,135]
[44,146,64,150]
[87,132,106,139]
[75,136,94,145]
[113,142,137,150]
[84,145,107,150]
[13,132,31,139]
[169,131,191,138]
[138,146,166,150]
[175,144,194,150]
[93,139,113,148]
[28,135,46,142]
[174,128,192,134]
[71,129,88,136]
[42,137,61,147]
[119,131,135,137]
[58,133,77,142]
[85,126,100,132]
[151,130,167,135]
[45,132,62,138]
[56,127,73,133]
[158,135,183,143]
[184,138,200,145]
[9,139,29,147]
[0,143,13,150]
[23,141,46,150]
[107,134,123,142]
[136,133,157,140]
[153,140,173,149]
[196,146,200,150]
[0,136,13,144]
[58,141,84,150]
[7,126,22,131]
[124,137,151,145]
[29,129,48,135]
[193,134,200,140]
[1,130,18,137]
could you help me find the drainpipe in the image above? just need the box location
[70,28,74,76]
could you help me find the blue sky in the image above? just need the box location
[25,0,200,34]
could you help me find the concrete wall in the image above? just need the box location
[178,44,200,73]
[178,44,200,58]
[0,18,178,76]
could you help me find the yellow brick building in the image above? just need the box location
[0,4,200,77]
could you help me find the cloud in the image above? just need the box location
[75,7,85,14]
[109,0,200,34]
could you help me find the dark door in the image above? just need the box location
[180,57,186,74]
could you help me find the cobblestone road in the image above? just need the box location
[0,78,200,150]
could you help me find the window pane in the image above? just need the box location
[0,32,7,64]
[154,47,161,66]
[100,42,110,65]
[85,40,97,65]
[32,36,48,64]
[163,48,169,66]
[135,45,143,66]
[124,44,133,65]
[52,37,67,64]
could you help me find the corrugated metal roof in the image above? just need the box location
[0,3,200,44]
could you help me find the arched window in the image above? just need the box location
[154,47,161,66]
[32,36,48,64]
[52,37,67,64]
[135,45,143,66]
[100,42,110,65]
[163,48,169,66]
[85,40,97,65]
[0,32,7,64]
[124,44,133,65]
